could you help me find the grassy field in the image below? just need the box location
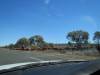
[29,49,100,60]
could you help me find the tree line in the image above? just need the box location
[6,30,100,52]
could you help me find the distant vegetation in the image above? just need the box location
[67,30,89,49]
[4,30,100,53]
[93,31,100,52]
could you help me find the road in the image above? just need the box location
[0,48,99,65]
[22,60,100,75]
[0,48,100,75]
[0,60,100,75]
[0,48,63,65]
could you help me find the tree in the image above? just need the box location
[48,43,54,48]
[29,35,45,48]
[15,37,30,48]
[42,43,54,50]
[68,41,72,46]
[93,31,100,44]
[8,44,15,49]
[67,30,89,48]
[93,31,100,52]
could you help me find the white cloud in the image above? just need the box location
[44,0,50,5]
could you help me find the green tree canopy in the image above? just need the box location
[93,31,100,44]
[29,35,45,47]
[93,31,100,52]
[67,30,89,44]
[15,37,30,48]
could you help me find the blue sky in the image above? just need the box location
[0,0,100,46]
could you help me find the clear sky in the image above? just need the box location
[0,0,100,46]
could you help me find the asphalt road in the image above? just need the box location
[22,60,100,75]
[0,48,37,65]
[0,48,100,75]
[0,48,99,65]
[0,60,100,75]
[0,48,63,65]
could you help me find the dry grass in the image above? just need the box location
[31,49,100,61]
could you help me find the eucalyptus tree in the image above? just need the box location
[93,31,100,52]
[29,35,45,48]
[67,30,89,48]
[15,37,30,48]
[93,31,100,43]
